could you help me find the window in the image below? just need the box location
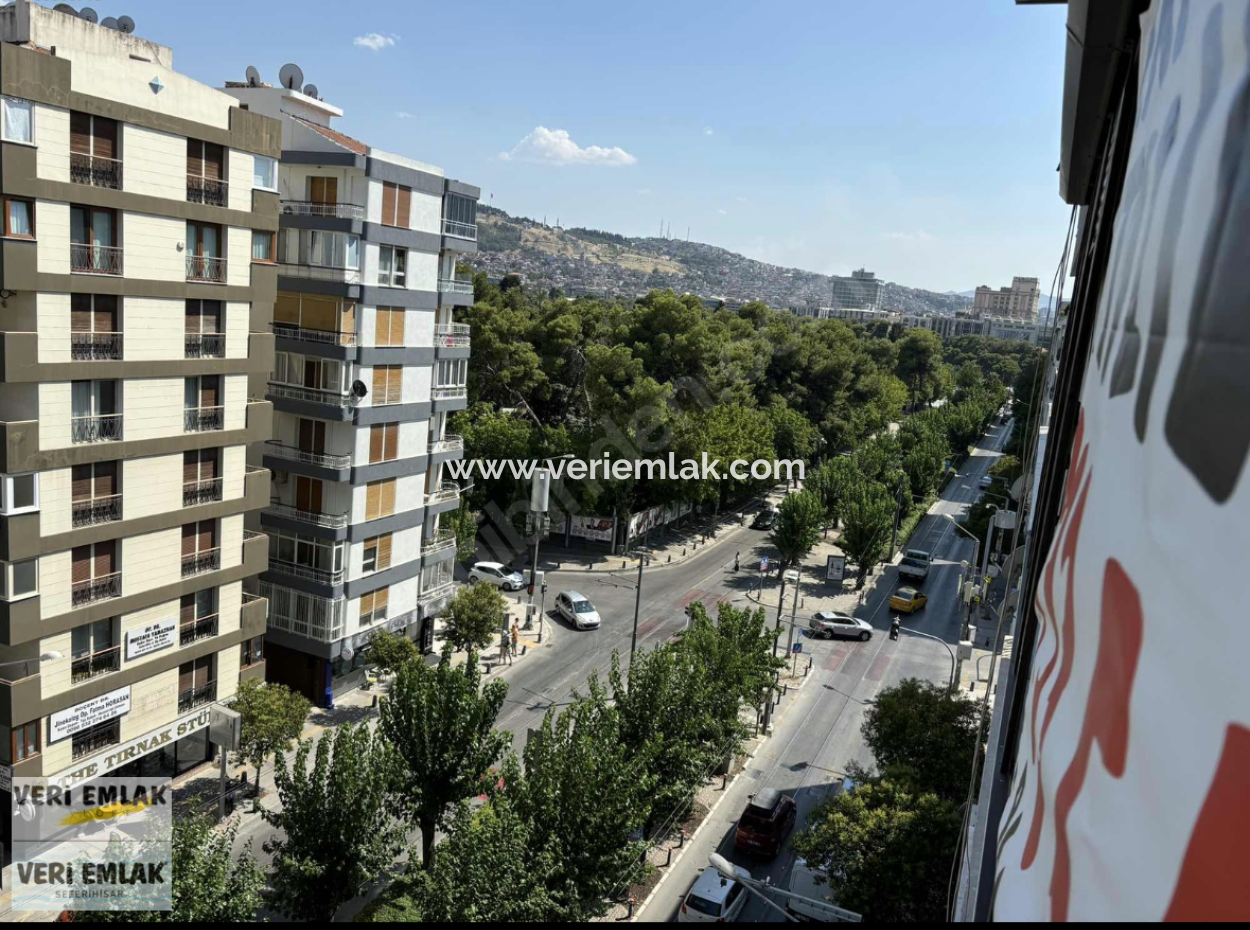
[71,295,120,358]
[72,380,121,442]
[294,475,324,515]
[183,449,220,505]
[70,112,120,188]
[253,155,277,191]
[0,558,38,600]
[12,720,40,763]
[274,291,355,342]
[251,230,275,263]
[187,221,224,281]
[241,635,264,668]
[308,230,359,269]
[365,479,396,521]
[0,473,39,514]
[369,423,399,463]
[380,181,411,228]
[362,534,392,574]
[297,418,326,457]
[2,196,33,239]
[378,246,406,288]
[186,139,226,205]
[72,718,120,760]
[70,206,120,274]
[375,307,405,347]
[72,460,120,526]
[444,192,477,231]
[372,365,402,406]
[269,530,344,582]
[2,95,33,143]
[185,299,223,358]
[359,586,389,625]
[178,655,215,711]
[309,176,337,205]
[436,358,468,388]
[180,589,217,644]
[273,351,346,394]
[181,521,219,576]
[71,618,118,682]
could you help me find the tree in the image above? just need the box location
[895,329,945,409]
[262,724,407,921]
[989,453,1023,488]
[769,401,820,463]
[443,581,507,653]
[861,678,982,801]
[769,490,824,573]
[838,482,895,589]
[791,776,962,922]
[446,500,480,562]
[499,272,523,292]
[73,816,266,923]
[367,628,421,675]
[229,678,310,794]
[379,645,512,867]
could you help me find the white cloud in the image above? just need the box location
[354,33,398,51]
[883,230,936,241]
[717,209,728,215]
[704,127,714,136]
[395,111,415,120]
[736,196,748,204]
[636,188,652,195]
[499,126,637,167]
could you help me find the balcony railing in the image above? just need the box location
[183,477,223,507]
[186,255,227,284]
[187,175,228,207]
[179,614,219,647]
[178,680,217,713]
[184,406,224,432]
[266,383,353,407]
[181,547,221,578]
[277,262,362,285]
[70,242,122,276]
[185,332,225,358]
[70,152,123,190]
[434,323,471,348]
[422,528,457,556]
[71,413,123,444]
[280,200,365,220]
[72,721,120,760]
[271,322,357,347]
[71,572,121,608]
[430,433,465,454]
[268,558,345,586]
[442,219,478,241]
[438,276,475,295]
[265,501,350,529]
[264,440,352,469]
[426,483,461,505]
[432,385,468,401]
[70,332,123,360]
[72,494,122,528]
[70,646,121,683]
[418,580,455,604]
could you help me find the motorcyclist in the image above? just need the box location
[890,616,901,641]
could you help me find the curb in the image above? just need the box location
[554,524,751,575]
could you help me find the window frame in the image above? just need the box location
[2,95,34,145]
[241,635,265,668]
[0,472,39,515]
[2,195,35,239]
[251,229,275,263]
[378,246,407,288]
[253,155,278,191]
[12,719,41,763]
[0,557,39,601]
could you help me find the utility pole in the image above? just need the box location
[522,469,550,632]
[762,567,793,734]
[889,475,905,559]
[783,565,801,661]
[629,554,646,671]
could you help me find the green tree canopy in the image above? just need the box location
[444,581,508,654]
[229,678,310,792]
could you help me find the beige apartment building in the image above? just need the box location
[972,275,1041,321]
[0,0,276,819]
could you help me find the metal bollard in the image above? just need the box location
[722,773,728,790]
[622,560,627,569]
[521,645,528,656]
[667,554,672,563]
[372,695,379,708]
[678,829,686,848]
[683,547,687,556]
[665,846,673,867]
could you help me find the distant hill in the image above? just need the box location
[469,206,972,316]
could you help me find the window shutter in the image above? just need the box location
[186,138,203,178]
[202,300,222,334]
[93,117,117,160]
[369,425,384,463]
[185,299,200,335]
[203,143,224,180]
[360,591,375,619]
[200,375,219,407]
[181,524,196,556]
[183,450,199,483]
[375,586,389,612]
[381,183,397,226]
[70,112,91,155]
[72,545,92,583]
[72,465,92,502]
[179,661,194,694]
[180,594,195,624]
[94,461,117,497]
[371,366,385,401]
[396,186,411,228]
[198,520,215,552]
[94,540,115,576]
[377,534,392,569]
[380,479,396,516]
[366,481,381,521]
[93,295,118,333]
[71,294,92,333]
[384,423,398,460]
[390,309,405,346]
[201,450,218,479]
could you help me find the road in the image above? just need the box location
[636,418,1012,922]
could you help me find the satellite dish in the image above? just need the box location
[118,15,136,34]
[79,7,98,23]
[53,4,76,15]
[245,65,261,87]
[100,16,118,29]
[278,62,304,91]
[302,83,319,100]
[350,380,368,399]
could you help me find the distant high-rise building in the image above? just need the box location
[829,268,884,311]
[973,276,1040,321]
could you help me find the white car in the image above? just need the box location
[980,474,994,489]
[469,561,525,591]
[679,866,751,923]
[809,611,873,642]
[555,590,601,629]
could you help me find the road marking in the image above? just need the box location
[865,653,891,682]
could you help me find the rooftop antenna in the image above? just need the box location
[278,62,304,91]
[53,4,76,16]
[79,7,99,24]
[100,16,118,29]
[117,15,135,33]
[245,65,261,87]
[302,83,319,99]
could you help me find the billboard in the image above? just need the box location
[569,514,613,542]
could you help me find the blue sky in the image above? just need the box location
[117,0,1071,293]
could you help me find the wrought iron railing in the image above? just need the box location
[265,501,350,529]
[271,322,357,347]
[70,332,122,360]
[183,477,223,507]
[71,413,123,444]
[72,721,120,760]
[266,383,352,407]
[264,441,352,469]
[71,572,121,608]
[267,557,344,586]
[186,175,228,206]
[179,614,219,646]
[185,332,225,358]
[186,255,227,283]
[71,494,122,528]
[280,200,365,219]
[184,406,224,432]
[70,243,122,275]
[70,646,121,683]
[70,152,123,190]
[178,680,216,713]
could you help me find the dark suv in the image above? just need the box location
[734,788,797,858]
[752,509,779,530]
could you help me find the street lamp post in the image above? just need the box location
[783,565,802,674]
[523,455,575,634]
[897,622,956,690]
[629,553,646,670]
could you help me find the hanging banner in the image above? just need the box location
[49,686,131,744]
[570,515,613,542]
[125,617,178,660]
[825,555,846,583]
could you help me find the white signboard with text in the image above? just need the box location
[125,617,178,660]
[49,686,131,744]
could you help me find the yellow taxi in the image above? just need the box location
[889,586,928,614]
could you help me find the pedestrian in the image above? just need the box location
[511,622,520,655]
[734,551,740,572]
[500,631,512,665]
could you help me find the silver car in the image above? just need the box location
[809,611,873,642]
[468,561,526,591]
[555,590,601,629]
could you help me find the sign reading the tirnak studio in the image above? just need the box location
[125,617,179,660]
[47,705,214,790]
[48,686,131,744]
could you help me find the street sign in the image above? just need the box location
[792,643,803,655]
[760,557,770,571]
[825,554,846,582]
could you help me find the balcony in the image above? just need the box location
[264,440,352,469]
[72,572,121,608]
[71,413,123,444]
[70,646,121,683]
[271,322,357,347]
[418,580,455,604]
[72,493,122,528]
[277,262,362,286]
[71,332,123,361]
[430,433,464,455]
[70,243,123,276]
[187,175,228,207]
[265,501,350,529]
[266,383,353,408]
[186,255,227,284]
[179,614,218,646]
[185,332,225,358]
[432,385,468,401]
[421,528,456,556]
[435,323,470,348]
[438,275,475,296]
[184,406,224,432]
[178,680,216,713]
[268,558,344,586]
[183,477,223,507]
[281,200,365,220]
[426,483,461,506]
[181,547,221,578]
[70,152,123,190]
[442,219,477,241]
[72,720,120,760]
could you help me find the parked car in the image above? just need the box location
[679,866,752,923]
[554,590,601,629]
[468,561,525,591]
[898,548,932,583]
[734,788,797,858]
[751,509,779,530]
[980,474,995,489]
[889,586,929,614]
[809,611,873,642]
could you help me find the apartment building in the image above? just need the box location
[0,0,276,813]
[829,268,884,311]
[972,275,1041,322]
[222,75,475,707]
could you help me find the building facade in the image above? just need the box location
[829,268,884,311]
[222,78,476,707]
[0,1,276,806]
[972,275,1041,321]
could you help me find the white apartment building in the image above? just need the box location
[829,268,884,311]
[0,1,276,809]
[973,275,1041,321]
[222,76,475,706]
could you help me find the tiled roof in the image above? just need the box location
[291,115,367,156]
